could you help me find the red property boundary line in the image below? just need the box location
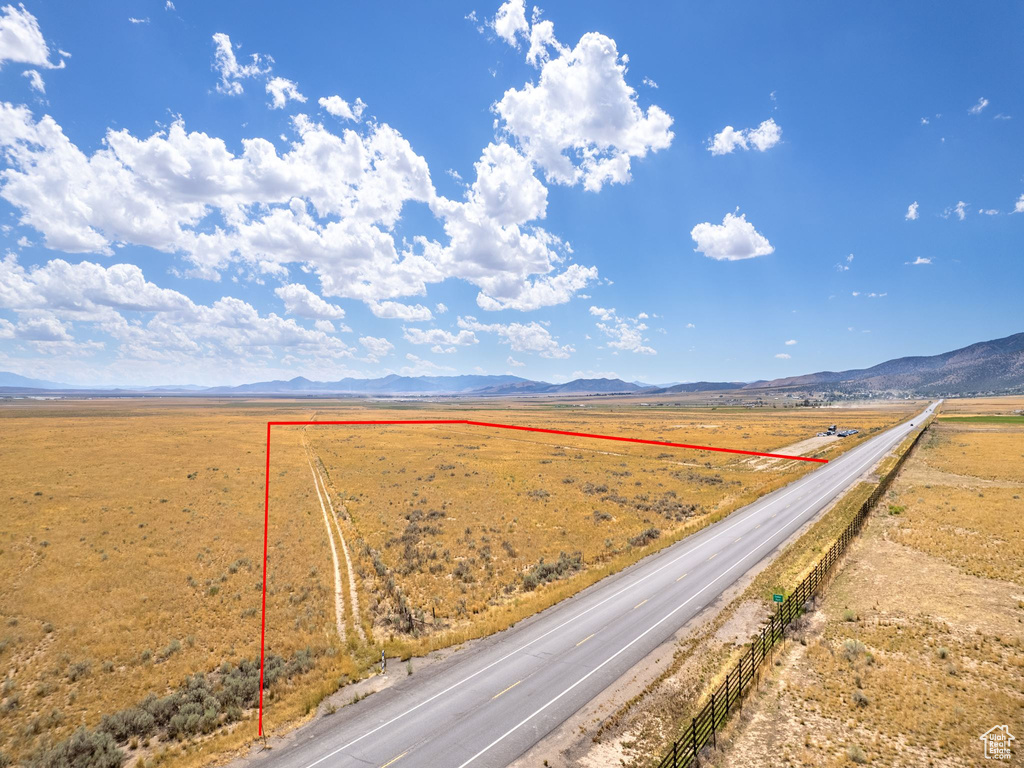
[257,419,827,734]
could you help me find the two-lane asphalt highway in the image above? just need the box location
[253,402,937,768]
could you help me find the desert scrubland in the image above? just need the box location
[704,396,1024,767]
[0,397,916,768]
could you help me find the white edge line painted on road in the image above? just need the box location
[303,412,922,768]
[455,420,920,768]
[456,510,802,767]
[298,408,929,768]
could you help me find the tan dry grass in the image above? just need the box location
[0,398,912,767]
[580,451,911,765]
[0,401,359,765]
[707,399,1024,768]
[303,404,909,651]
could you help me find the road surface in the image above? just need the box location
[253,402,937,768]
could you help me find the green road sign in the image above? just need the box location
[773,594,784,603]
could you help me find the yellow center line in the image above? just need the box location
[676,572,688,582]
[575,633,595,647]
[755,523,762,529]
[734,537,742,543]
[633,598,648,610]
[771,513,777,518]
[492,680,522,700]
[380,751,408,768]
[708,552,718,560]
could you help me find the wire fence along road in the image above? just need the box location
[245,405,934,768]
[657,423,929,768]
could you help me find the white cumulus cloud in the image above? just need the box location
[402,327,477,346]
[458,315,573,358]
[274,283,346,319]
[359,335,393,362]
[0,3,65,69]
[21,68,43,92]
[709,119,781,155]
[0,100,600,320]
[431,141,597,311]
[319,94,366,122]
[588,305,655,355]
[905,201,919,220]
[493,28,674,191]
[491,0,528,46]
[968,97,989,115]
[212,32,270,95]
[367,301,433,321]
[690,211,774,261]
[266,77,306,109]
[0,254,355,368]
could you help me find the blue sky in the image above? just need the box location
[0,1,1021,386]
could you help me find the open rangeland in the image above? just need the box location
[701,396,1024,767]
[0,397,917,768]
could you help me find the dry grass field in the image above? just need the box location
[303,402,916,650]
[706,396,1024,767]
[0,397,916,768]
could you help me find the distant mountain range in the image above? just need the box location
[743,332,1024,396]
[202,375,654,396]
[0,371,78,389]
[2,332,1021,398]
[202,374,532,395]
[651,381,752,394]
[470,377,646,395]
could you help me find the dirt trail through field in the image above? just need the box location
[314,463,367,643]
[306,452,346,644]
